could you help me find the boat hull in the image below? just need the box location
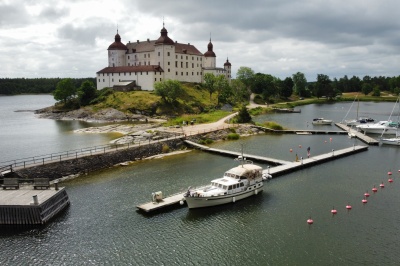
[184,182,263,209]
[381,138,400,145]
[358,127,397,135]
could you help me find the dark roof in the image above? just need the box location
[155,27,175,45]
[224,58,231,66]
[108,32,128,50]
[204,39,216,57]
[174,43,203,56]
[96,65,164,74]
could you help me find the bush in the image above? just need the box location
[263,121,283,130]
[199,138,214,145]
[226,133,240,140]
[162,144,170,153]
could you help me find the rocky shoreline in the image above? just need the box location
[35,106,166,123]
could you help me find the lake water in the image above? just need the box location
[1,95,400,265]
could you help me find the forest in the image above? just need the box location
[0,78,96,95]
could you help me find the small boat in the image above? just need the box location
[312,118,333,125]
[183,156,267,209]
[381,135,400,145]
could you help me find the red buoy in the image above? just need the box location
[380,182,385,188]
[346,203,352,210]
[307,217,314,224]
[388,171,392,175]
[372,186,378,192]
[331,207,337,214]
[364,191,370,197]
[388,178,393,183]
[299,145,302,148]
[362,197,368,204]
[290,149,293,152]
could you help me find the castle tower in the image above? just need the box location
[204,38,216,68]
[154,25,175,80]
[107,31,127,67]
[224,58,232,81]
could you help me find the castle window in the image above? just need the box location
[181,62,183,68]
[186,62,188,68]
[98,79,100,82]
[176,71,178,75]
[103,79,105,82]
[158,52,160,56]
[192,72,194,75]
[167,52,170,56]
[112,79,114,82]
[176,55,178,59]
[168,62,170,65]
[168,69,170,72]
[141,72,142,75]
[144,62,146,65]
[181,72,183,76]
[181,56,183,59]
[192,57,194,60]
[192,63,194,68]
[160,78,162,81]
[155,78,156,81]
[175,61,177,67]
[186,72,188,76]
[146,72,148,75]
[186,56,188,60]
[148,53,150,58]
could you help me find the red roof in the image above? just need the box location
[108,32,128,51]
[96,65,164,74]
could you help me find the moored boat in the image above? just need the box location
[356,120,399,135]
[183,157,267,209]
[312,118,333,125]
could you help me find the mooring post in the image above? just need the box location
[267,166,270,174]
[332,149,335,156]
[353,144,355,150]
[301,157,303,165]
[54,180,59,190]
[32,195,39,205]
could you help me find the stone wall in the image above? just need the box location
[16,139,184,181]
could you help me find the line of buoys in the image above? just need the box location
[309,170,397,225]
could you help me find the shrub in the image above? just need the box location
[263,121,283,130]
[162,144,170,153]
[226,133,240,140]
[199,138,214,145]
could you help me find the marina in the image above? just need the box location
[136,144,368,213]
[335,123,380,145]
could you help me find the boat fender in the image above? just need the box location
[255,189,258,195]
[180,200,185,205]
[232,197,236,203]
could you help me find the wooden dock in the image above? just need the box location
[184,140,291,165]
[0,185,70,225]
[136,145,368,213]
[252,125,347,135]
[335,123,380,145]
[137,193,186,213]
[263,145,368,178]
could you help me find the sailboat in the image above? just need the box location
[342,95,374,126]
[381,95,400,146]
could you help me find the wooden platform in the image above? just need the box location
[263,145,368,178]
[0,185,70,225]
[136,193,186,213]
[137,145,368,213]
[184,140,291,165]
[335,123,380,145]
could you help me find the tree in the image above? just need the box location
[53,78,76,104]
[361,83,373,95]
[214,75,232,105]
[315,74,333,98]
[230,79,250,105]
[203,73,216,102]
[154,79,184,103]
[236,66,255,90]
[77,80,97,106]
[372,86,381,96]
[292,72,307,97]
[280,77,294,98]
[236,105,252,123]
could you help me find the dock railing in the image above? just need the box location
[0,124,237,170]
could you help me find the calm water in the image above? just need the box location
[0,95,121,163]
[1,96,400,265]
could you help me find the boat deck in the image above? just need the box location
[136,193,185,213]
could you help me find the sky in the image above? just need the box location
[1,0,399,82]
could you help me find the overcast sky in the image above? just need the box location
[1,0,399,81]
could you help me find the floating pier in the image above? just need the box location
[136,145,368,213]
[184,140,291,165]
[0,185,70,225]
[335,123,380,145]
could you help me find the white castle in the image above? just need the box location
[96,25,231,91]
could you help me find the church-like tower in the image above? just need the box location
[107,31,127,67]
[203,38,216,68]
[224,58,232,81]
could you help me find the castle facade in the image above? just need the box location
[96,26,231,90]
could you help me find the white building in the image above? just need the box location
[96,26,231,90]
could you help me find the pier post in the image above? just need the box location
[353,144,355,150]
[32,195,39,205]
[267,166,270,174]
[332,149,335,156]
[54,180,59,190]
[301,157,303,165]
